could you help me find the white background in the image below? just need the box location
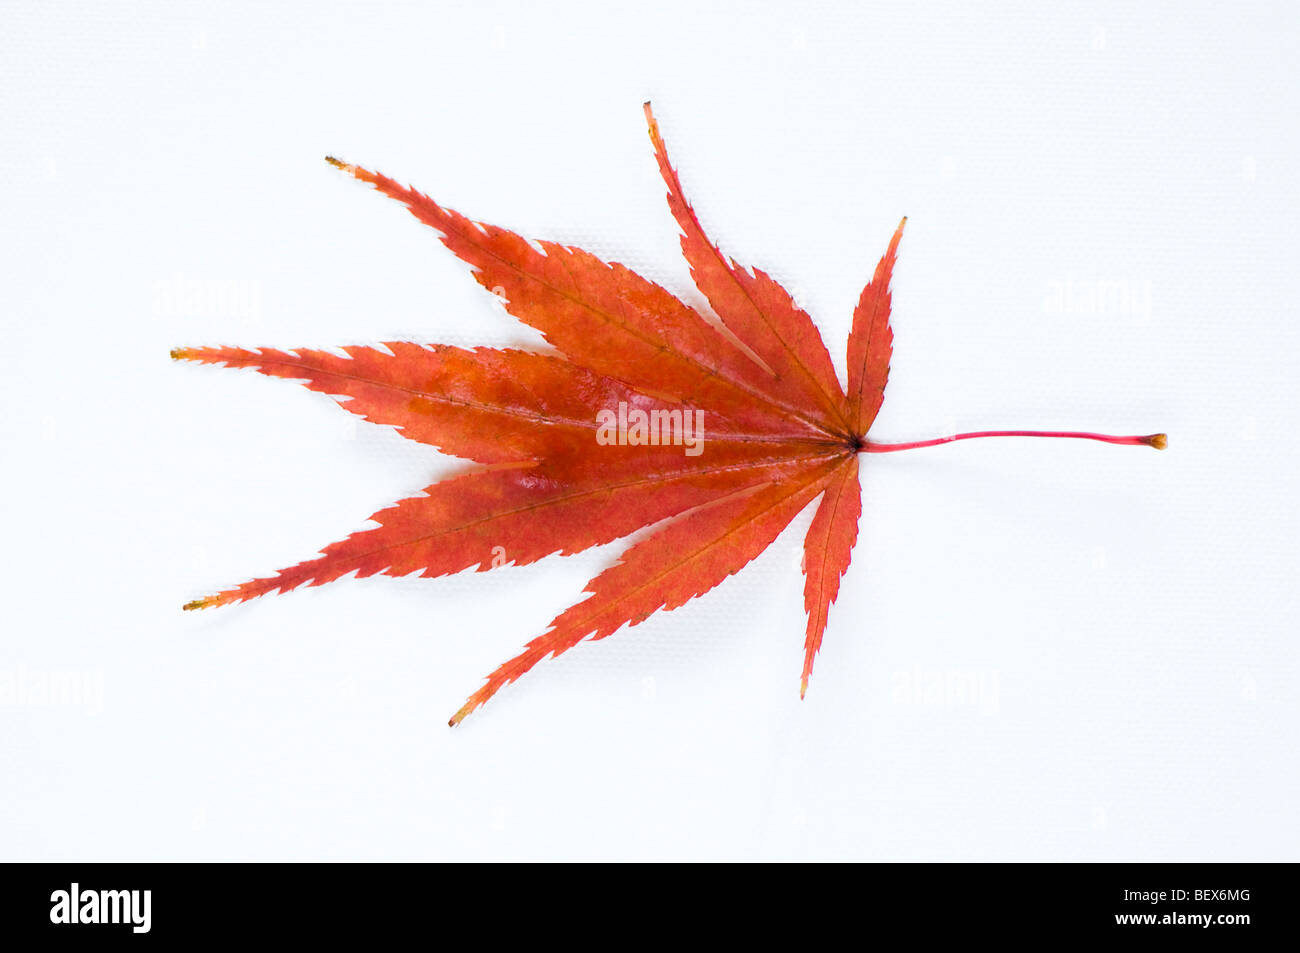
[2,0,1297,861]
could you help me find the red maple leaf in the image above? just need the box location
[174,104,1165,725]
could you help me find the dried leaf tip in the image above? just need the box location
[325,155,362,177]
[183,597,216,611]
[170,347,194,361]
[1145,433,1168,450]
[642,101,659,136]
[325,155,381,188]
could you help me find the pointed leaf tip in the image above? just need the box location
[325,155,362,177]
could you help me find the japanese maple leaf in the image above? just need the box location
[174,104,1165,725]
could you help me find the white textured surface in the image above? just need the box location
[1,0,1297,860]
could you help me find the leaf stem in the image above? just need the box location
[862,430,1167,452]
